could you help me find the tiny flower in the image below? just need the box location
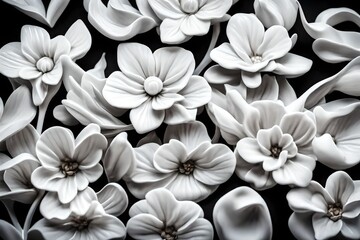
[287,171,360,239]
[210,13,312,88]
[31,124,108,203]
[125,121,236,202]
[147,0,233,44]
[102,43,211,134]
[254,0,298,30]
[0,20,91,105]
[127,188,213,240]
[29,201,126,240]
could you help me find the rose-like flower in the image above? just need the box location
[210,13,312,88]
[0,20,91,106]
[147,0,233,44]
[254,0,298,30]
[102,43,211,134]
[312,99,360,170]
[127,188,213,239]
[287,171,360,239]
[54,54,133,137]
[124,121,236,202]
[213,187,273,240]
[31,124,108,203]
[29,201,126,240]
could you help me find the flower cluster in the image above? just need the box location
[1,0,360,239]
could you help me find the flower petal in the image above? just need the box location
[88,214,126,240]
[164,103,197,125]
[153,139,187,173]
[130,100,165,134]
[21,25,50,63]
[180,15,210,36]
[159,18,190,44]
[325,171,355,205]
[178,75,211,108]
[127,214,163,239]
[178,218,214,239]
[288,213,316,240]
[64,20,91,60]
[236,138,271,164]
[97,183,128,217]
[0,42,33,78]
[196,0,232,20]
[41,63,62,85]
[312,212,342,239]
[28,219,75,240]
[151,93,183,110]
[148,0,184,19]
[0,219,22,240]
[273,53,313,77]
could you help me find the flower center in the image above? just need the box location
[178,160,195,175]
[60,157,79,177]
[179,0,199,14]
[251,55,263,63]
[144,76,163,96]
[270,145,282,158]
[36,56,54,73]
[327,203,343,222]
[71,216,90,231]
[161,226,178,240]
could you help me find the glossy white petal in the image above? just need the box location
[130,100,165,134]
[178,75,211,108]
[0,42,32,78]
[97,183,128,216]
[64,20,91,60]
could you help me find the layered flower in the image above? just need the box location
[102,43,211,134]
[147,0,233,44]
[210,13,312,88]
[209,90,316,189]
[312,99,360,169]
[127,188,214,239]
[124,121,236,202]
[54,54,133,137]
[254,0,298,30]
[287,171,360,239]
[0,20,91,105]
[29,201,126,240]
[31,124,108,203]
[213,187,272,240]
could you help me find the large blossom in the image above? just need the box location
[102,43,211,134]
[210,13,312,88]
[124,121,236,202]
[287,171,360,239]
[0,20,91,105]
[31,124,108,203]
[147,0,233,44]
[127,188,214,239]
[209,90,316,189]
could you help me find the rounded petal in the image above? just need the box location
[64,19,91,60]
[163,104,197,125]
[0,42,33,78]
[127,214,163,239]
[196,0,232,20]
[21,25,50,63]
[236,138,271,164]
[130,100,165,134]
[180,15,210,36]
[178,218,214,239]
[312,212,342,239]
[325,171,355,205]
[148,0,184,19]
[153,139,187,173]
[273,53,313,77]
[97,183,128,217]
[178,75,211,108]
[288,213,316,240]
[159,18,190,44]
[88,214,126,240]
[29,219,76,240]
[213,186,272,240]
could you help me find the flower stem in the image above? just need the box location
[36,102,49,134]
[23,190,45,240]
[2,200,22,233]
[194,23,221,75]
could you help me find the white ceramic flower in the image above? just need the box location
[83,0,158,41]
[209,90,316,189]
[125,121,236,202]
[2,0,70,27]
[147,0,233,44]
[127,188,214,240]
[29,201,126,240]
[102,43,211,134]
[213,187,272,240]
[0,85,36,143]
[210,13,312,88]
[0,20,91,106]
[54,54,133,137]
[254,0,298,30]
[287,171,360,240]
[40,183,128,221]
[31,124,108,203]
[312,99,360,170]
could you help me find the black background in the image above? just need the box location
[1,0,360,239]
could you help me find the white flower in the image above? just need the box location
[312,99,360,170]
[83,0,158,41]
[29,201,126,240]
[254,0,298,30]
[40,183,128,221]
[0,20,91,106]
[147,0,233,44]
[210,13,312,88]
[54,54,133,137]
[0,86,36,143]
[125,121,236,202]
[31,124,108,203]
[287,171,360,240]
[213,187,272,240]
[2,0,70,27]
[127,188,213,240]
[102,43,211,134]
